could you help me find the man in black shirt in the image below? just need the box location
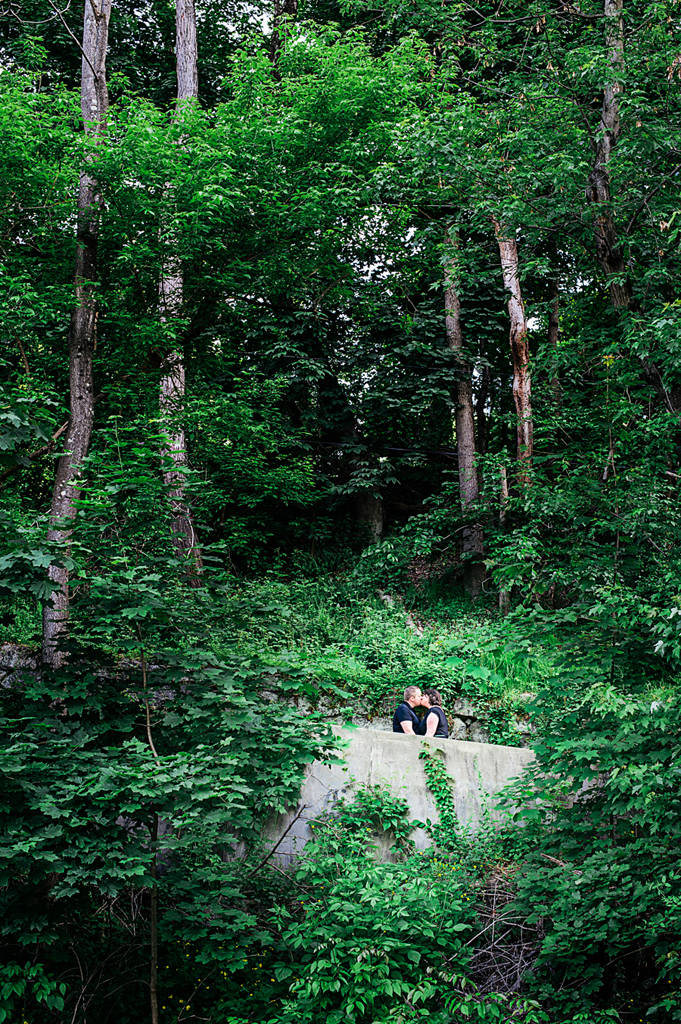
[392,686,424,734]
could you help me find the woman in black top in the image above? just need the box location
[419,688,449,738]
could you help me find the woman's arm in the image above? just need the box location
[425,711,438,737]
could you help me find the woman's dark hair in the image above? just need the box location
[423,688,443,707]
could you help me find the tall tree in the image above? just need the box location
[42,0,112,667]
[159,0,203,575]
[175,0,199,99]
[582,0,679,414]
[492,217,533,483]
[353,482,385,544]
[444,227,484,598]
[585,0,630,309]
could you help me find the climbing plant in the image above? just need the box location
[419,745,460,852]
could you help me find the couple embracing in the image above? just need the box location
[392,685,449,738]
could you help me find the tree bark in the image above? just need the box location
[175,0,198,102]
[160,352,202,568]
[492,217,533,483]
[444,227,485,599]
[585,0,630,308]
[354,491,384,544]
[158,0,203,578]
[269,0,298,73]
[42,0,111,667]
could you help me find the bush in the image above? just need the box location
[271,787,478,1024]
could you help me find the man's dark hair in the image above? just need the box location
[423,688,443,707]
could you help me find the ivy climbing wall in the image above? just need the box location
[267,727,534,864]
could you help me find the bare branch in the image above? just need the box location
[45,0,98,81]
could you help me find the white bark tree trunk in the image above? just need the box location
[159,0,202,577]
[176,0,198,101]
[444,227,485,599]
[492,217,533,484]
[42,0,111,667]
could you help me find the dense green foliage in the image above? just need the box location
[1,0,681,1019]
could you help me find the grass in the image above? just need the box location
[201,575,556,742]
[0,570,560,745]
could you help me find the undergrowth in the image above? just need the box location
[200,574,555,742]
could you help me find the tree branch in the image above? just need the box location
[247,805,308,876]
[45,0,98,81]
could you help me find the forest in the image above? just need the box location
[0,0,681,1019]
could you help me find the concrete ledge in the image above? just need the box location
[268,726,535,863]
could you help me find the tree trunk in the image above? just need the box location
[42,0,111,668]
[159,0,202,578]
[175,0,198,101]
[270,0,298,72]
[585,0,630,308]
[160,352,202,567]
[584,0,680,409]
[354,491,384,544]
[444,227,485,599]
[492,217,533,483]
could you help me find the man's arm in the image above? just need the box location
[425,712,438,737]
[400,719,415,735]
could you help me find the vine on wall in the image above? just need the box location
[419,745,459,851]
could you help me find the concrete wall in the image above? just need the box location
[268,727,535,864]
